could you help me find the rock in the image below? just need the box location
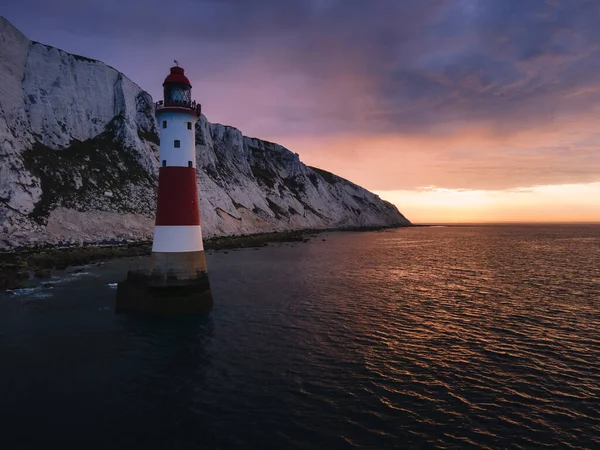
[0,17,410,250]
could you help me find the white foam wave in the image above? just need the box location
[8,287,39,296]
[41,277,72,286]
[8,287,53,300]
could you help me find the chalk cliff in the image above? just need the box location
[0,17,409,249]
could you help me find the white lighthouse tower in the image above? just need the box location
[116,64,212,315]
[151,64,207,275]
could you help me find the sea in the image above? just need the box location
[1,225,599,449]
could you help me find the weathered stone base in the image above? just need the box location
[149,250,208,278]
[115,272,212,316]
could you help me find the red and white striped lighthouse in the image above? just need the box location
[149,65,208,277]
[116,64,212,315]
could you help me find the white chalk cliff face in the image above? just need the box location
[0,17,409,249]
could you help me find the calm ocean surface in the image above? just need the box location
[1,225,599,449]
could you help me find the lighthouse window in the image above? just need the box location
[187,122,192,130]
[174,140,181,148]
[162,121,167,128]
[162,160,166,167]
[188,161,193,168]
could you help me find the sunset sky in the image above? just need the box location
[5,0,600,223]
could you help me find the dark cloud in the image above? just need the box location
[3,0,600,190]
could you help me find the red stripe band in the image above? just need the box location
[155,167,201,226]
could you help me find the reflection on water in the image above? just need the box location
[0,225,599,449]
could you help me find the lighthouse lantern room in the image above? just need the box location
[163,66,192,105]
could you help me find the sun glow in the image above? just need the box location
[375,183,600,224]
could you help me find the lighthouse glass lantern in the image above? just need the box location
[163,66,192,106]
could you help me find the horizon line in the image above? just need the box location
[412,221,600,226]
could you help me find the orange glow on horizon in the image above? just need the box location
[264,121,600,224]
[374,183,600,224]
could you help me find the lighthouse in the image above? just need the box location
[116,64,212,315]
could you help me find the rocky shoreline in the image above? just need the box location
[0,226,406,291]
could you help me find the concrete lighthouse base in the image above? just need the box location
[115,271,213,316]
[116,249,212,316]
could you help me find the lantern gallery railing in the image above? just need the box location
[155,100,202,116]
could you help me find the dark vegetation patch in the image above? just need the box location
[215,207,241,221]
[297,198,329,220]
[202,150,236,187]
[247,140,277,153]
[136,93,153,115]
[309,166,338,184]
[266,198,289,219]
[252,205,268,217]
[195,124,207,146]
[202,163,242,189]
[217,163,237,184]
[266,171,327,220]
[250,164,276,189]
[231,199,247,210]
[352,194,369,205]
[137,127,159,145]
[352,194,380,212]
[196,134,206,146]
[135,94,159,145]
[248,146,277,189]
[283,175,306,196]
[203,165,220,181]
[22,117,156,224]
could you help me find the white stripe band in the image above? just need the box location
[152,225,205,252]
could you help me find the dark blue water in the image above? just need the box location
[1,225,599,449]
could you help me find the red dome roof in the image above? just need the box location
[163,66,191,87]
